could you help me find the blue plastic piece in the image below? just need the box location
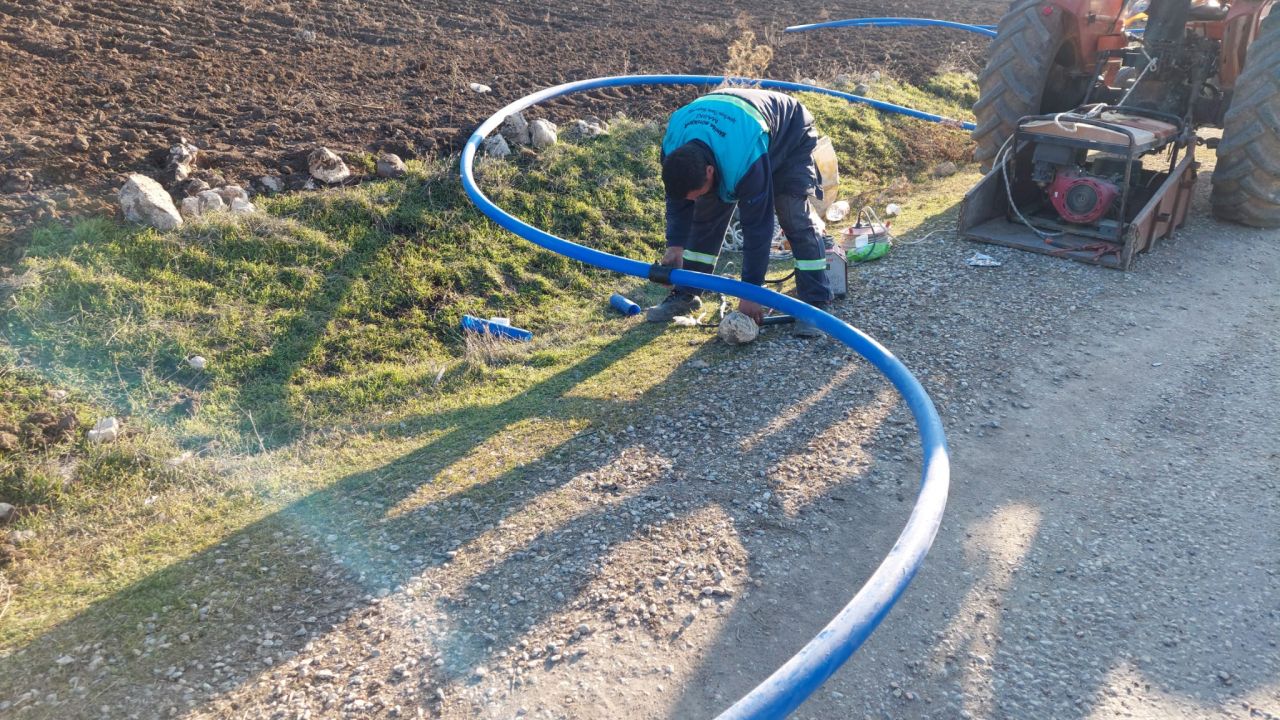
[786,16,998,38]
[461,74,951,720]
[460,315,533,342]
[609,293,643,316]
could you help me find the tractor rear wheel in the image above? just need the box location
[1211,12,1280,228]
[973,0,1091,170]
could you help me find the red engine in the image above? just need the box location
[1047,169,1120,224]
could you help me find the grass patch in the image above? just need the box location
[0,70,977,650]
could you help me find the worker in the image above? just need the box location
[647,87,832,337]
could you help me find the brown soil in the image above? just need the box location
[0,0,1002,254]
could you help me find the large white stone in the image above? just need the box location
[501,112,531,145]
[196,189,226,215]
[119,174,183,231]
[87,417,120,444]
[376,153,407,178]
[308,147,350,184]
[530,119,558,148]
[717,312,760,345]
[483,134,511,158]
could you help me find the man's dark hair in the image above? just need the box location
[662,142,712,199]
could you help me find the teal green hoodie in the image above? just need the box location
[662,94,770,204]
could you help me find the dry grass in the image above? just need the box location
[723,29,774,79]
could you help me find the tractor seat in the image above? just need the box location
[1188,0,1229,21]
[1021,112,1179,153]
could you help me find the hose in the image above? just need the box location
[461,74,950,720]
[786,17,998,38]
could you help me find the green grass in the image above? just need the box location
[0,71,978,650]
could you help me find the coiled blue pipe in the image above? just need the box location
[786,16,998,38]
[460,74,951,720]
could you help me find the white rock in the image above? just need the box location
[885,203,902,217]
[229,197,257,214]
[0,503,14,524]
[502,112,531,145]
[718,312,759,345]
[825,200,850,223]
[483,134,511,158]
[215,184,249,204]
[259,175,284,194]
[469,82,491,94]
[296,29,317,43]
[167,140,200,181]
[8,529,34,546]
[376,153,407,179]
[196,189,226,215]
[87,417,120,445]
[308,147,350,184]
[530,119,558,148]
[180,196,201,219]
[567,118,607,139]
[118,174,183,231]
[187,355,207,371]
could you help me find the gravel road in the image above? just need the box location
[2,164,1276,720]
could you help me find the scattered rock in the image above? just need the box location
[296,29,317,43]
[167,140,201,182]
[932,161,959,178]
[8,529,34,546]
[195,189,226,215]
[376,153,407,179]
[308,147,351,184]
[1,169,33,194]
[0,543,22,567]
[229,197,257,214]
[566,118,608,140]
[854,83,871,96]
[258,175,284,194]
[870,70,882,82]
[502,112,531,145]
[119,174,183,231]
[87,417,120,445]
[176,177,211,198]
[530,119,558,148]
[70,134,91,152]
[718,312,760,345]
[469,82,491,94]
[187,355,208,371]
[483,134,511,159]
[0,503,14,524]
[180,196,201,219]
[215,184,249,205]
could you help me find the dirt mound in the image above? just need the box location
[0,0,1001,252]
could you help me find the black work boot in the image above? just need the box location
[645,291,702,323]
[793,303,830,338]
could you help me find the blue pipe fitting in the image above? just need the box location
[461,74,951,720]
[609,293,643,316]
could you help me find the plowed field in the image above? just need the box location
[0,0,1003,247]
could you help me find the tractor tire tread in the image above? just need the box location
[1212,12,1280,228]
[973,0,1065,169]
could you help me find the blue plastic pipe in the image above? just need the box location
[786,16,998,38]
[460,74,951,720]
[461,315,534,342]
[609,293,644,316]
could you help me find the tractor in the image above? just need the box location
[960,0,1278,268]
